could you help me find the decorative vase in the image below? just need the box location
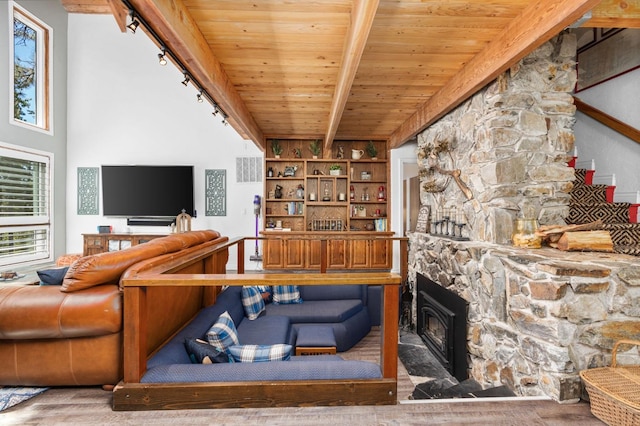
[330,169,341,176]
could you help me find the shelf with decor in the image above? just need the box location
[262,139,390,270]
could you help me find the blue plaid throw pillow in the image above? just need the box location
[241,286,265,320]
[227,344,292,363]
[272,285,303,305]
[206,311,239,352]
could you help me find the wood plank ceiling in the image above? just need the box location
[61,0,640,154]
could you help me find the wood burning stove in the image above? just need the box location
[417,273,468,382]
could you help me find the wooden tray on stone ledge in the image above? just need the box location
[580,339,640,426]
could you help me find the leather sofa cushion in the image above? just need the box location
[0,285,122,339]
[61,230,221,292]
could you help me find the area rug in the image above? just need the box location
[0,386,48,411]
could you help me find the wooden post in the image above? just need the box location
[237,240,245,274]
[381,283,399,379]
[123,286,147,383]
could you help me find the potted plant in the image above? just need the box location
[366,140,378,160]
[329,164,342,176]
[309,139,321,159]
[271,139,283,158]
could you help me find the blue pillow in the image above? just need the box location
[272,285,303,305]
[256,285,272,302]
[37,267,69,285]
[184,338,229,364]
[206,311,239,352]
[227,344,292,363]
[241,286,265,320]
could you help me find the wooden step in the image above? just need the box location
[570,184,611,203]
[568,202,632,225]
[601,223,640,246]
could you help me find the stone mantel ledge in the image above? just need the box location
[408,233,640,283]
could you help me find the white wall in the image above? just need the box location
[67,14,263,269]
[574,67,640,196]
[391,142,418,272]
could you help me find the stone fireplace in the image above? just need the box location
[416,273,468,382]
[407,32,640,402]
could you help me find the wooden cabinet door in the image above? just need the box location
[306,240,323,269]
[284,239,305,269]
[326,239,347,269]
[262,239,284,269]
[83,235,106,256]
[349,240,370,269]
[370,239,391,269]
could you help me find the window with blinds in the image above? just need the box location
[0,143,52,267]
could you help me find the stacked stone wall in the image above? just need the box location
[417,33,577,244]
[408,234,640,401]
[409,32,640,402]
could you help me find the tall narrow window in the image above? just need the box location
[0,143,53,267]
[10,2,52,133]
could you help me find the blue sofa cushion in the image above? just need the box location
[266,299,363,323]
[227,344,292,363]
[272,285,303,304]
[206,311,239,352]
[299,285,364,301]
[37,267,69,285]
[184,338,229,364]
[237,315,290,345]
[241,286,265,320]
[141,358,382,383]
[214,286,246,326]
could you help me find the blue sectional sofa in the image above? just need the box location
[142,284,381,384]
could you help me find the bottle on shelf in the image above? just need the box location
[350,185,355,201]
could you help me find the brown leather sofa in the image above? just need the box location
[0,230,226,387]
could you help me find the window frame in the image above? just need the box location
[8,1,53,135]
[0,142,54,267]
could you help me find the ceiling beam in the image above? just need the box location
[584,0,640,28]
[60,0,112,14]
[389,0,603,149]
[107,0,128,32]
[127,0,264,149]
[323,0,379,155]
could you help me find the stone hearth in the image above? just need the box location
[408,234,640,402]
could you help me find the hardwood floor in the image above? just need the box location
[0,328,603,425]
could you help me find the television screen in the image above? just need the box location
[101,165,194,218]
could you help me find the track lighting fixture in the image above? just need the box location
[123,1,231,129]
[127,12,140,33]
[158,49,167,66]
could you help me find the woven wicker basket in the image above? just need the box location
[580,339,640,426]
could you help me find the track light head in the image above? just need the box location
[127,13,140,33]
[222,117,228,126]
[181,73,190,86]
[158,50,167,66]
[197,91,204,103]
[212,106,219,116]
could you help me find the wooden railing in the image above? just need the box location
[574,96,640,144]
[116,234,404,409]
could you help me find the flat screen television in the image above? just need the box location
[101,165,195,221]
